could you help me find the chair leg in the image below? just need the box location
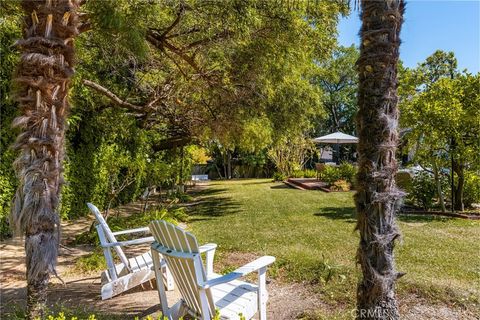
[170,300,187,320]
[258,267,267,320]
[152,248,170,315]
[199,289,212,320]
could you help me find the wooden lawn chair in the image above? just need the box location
[149,220,275,320]
[87,203,174,300]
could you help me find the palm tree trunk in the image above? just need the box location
[355,1,405,319]
[11,1,82,318]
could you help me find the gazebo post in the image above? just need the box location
[335,143,340,164]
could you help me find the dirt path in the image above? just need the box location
[1,194,477,319]
[0,199,327,319]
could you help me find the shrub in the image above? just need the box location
[289,169,317,179]
[272,172,287,181]
[292,170,305,178]
[47,312,97,320]
[167,190,193,203]
[338,162,356,185]
[319,166,342,185]
[409,171,437,209]
[330,179,351,191]
[140,207,189,225]
[464,171,480,208]
[0,171,15,239]
[303,169,317,178]
[396,171,414,191]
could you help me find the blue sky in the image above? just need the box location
[338,0,480,73]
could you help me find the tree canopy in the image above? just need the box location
[0,0,349,231]
[399,50,480,211]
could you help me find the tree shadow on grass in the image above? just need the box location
[314,207,357,223]
[188,187,228,197]
[397,213,451,223]
[315,207,453,224]
[239,180,272,185]
[186,188,242,221]
[270,184,291,189]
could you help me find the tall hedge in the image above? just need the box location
[0,10,21,238]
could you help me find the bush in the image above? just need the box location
[396,171,414,191]
[167,190,193,203]
[338,163,356,185]
[0,171,15,239]
[319,166,342,185]
[409,171,437,209]
[47,312,97,320]
[318,164,357,186]
[272,172,287,181]
[290,169,317,179]
[291,170,305,178]
[464,171,480,208]
[330,179,351,191]
[303,169,317,178]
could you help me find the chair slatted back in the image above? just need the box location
[87,203,130,269]
[149,220,214,317]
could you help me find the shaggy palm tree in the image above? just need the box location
[354,0,405,319]
[11,0,82,318]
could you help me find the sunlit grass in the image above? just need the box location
[187,179,480,313]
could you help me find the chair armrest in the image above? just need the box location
[199,243,217,253]
[102,236,154,248]
[199,243,217,277]
[199,256,275,289]
[112,227,150,236]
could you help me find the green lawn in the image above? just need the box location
[188,179,480,313]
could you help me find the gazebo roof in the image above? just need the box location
[312,131,359,144]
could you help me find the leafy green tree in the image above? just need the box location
[419,50,457,83]
[81,0,342,166]
[268,135,315,177]
[399,50,479,211]
[313,45,359,134]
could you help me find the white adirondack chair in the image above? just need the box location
[149,220,276,320]
[87,203,174,300]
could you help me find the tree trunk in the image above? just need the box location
[432,160,446,213]
[355,1,405,319]
[223,151,228,179]
[179,146,185,187]
[10,1,82,318]
[227,150,232,179]
[453,160,465,211]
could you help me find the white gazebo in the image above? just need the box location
[312,131,358,163]
[312,131,359,144]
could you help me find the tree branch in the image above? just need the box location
[82,79,144,112]
[159,3,185,39]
